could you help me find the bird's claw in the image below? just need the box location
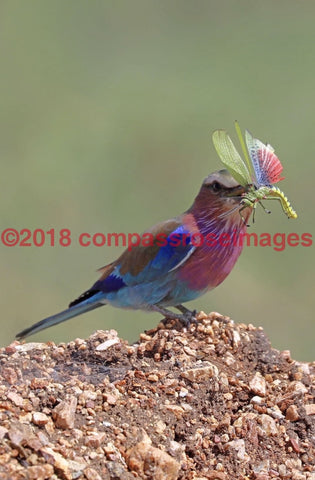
[151,305,198,329]
[161,309,197,328]
[178,309,198,327]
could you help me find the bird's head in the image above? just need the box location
[190,169,252,226]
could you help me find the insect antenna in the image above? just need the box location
[217,204,240,219]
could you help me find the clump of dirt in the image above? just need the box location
[0,312,314,479]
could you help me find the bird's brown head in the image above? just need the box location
[190,169,252,225]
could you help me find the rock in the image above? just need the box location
[26,464,54,479]
[95,338,120,351]
[155,420,167,434]
[40,447,71,480]
[0,426,8,440]
[258,414,278,436]
[286,405,299,421]
[32,412,50,426]
[1,367,18,384]
[106,461,130,478]
[52,396,77,429]
[253,459,270,474]
[84,467,103,480]
[126,432,180,480]
[8,422,34,446]
[7,391,24,407]
[226,439,249,462]
[103,392,118,405]
[15,343,49,352]
[204,472,227,479]
[85,431,106,448]
[286,381,308,395]
[164,405,185,418]
[181,362,219,383]
[68,459,87,477]
[249,372,266,396]
[305,404,315,416]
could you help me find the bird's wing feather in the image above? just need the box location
[93,218,196,290]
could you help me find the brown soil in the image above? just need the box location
[0,312,314,480]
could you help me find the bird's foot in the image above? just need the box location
[175,304,197,327]
[151,305,197,329]
[176,310,197,327]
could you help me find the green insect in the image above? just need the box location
[212,122,297,220]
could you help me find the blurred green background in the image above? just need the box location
[1,0,314,360]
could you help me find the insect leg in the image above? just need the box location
[258,201,271,215]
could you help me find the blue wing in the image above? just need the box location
[93,221,195,291]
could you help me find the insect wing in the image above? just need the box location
[235,121,253,178]
[212,129,251,187]
[245,130,284,187]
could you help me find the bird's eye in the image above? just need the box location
[210,181,222,193]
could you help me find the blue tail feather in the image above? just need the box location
[16,292,106,340]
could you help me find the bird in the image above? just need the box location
[16,169,252,340]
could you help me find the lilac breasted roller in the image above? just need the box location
[16,169,252,339]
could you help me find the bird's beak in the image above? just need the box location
[225,184,247,198]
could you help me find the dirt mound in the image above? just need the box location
[0,312,314,479]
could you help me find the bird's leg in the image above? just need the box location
[175,304,197,316]
[149,305,179,319]
[150,305,197,327]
